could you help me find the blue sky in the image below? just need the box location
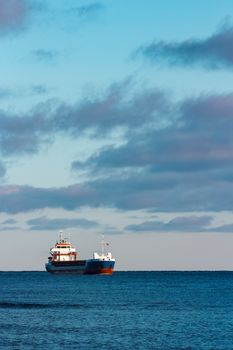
[1,0,233,270]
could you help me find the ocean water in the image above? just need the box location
[0,272,233,350]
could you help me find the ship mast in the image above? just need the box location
[59,230,64,243]
[101,235,105,256]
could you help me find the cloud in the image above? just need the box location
[125,217,233,234]
[27,216,99,231]
[0,160,6,177]
[31,85,48,95]
[0,226,19,231]
[54,78,170,136]
[0,218,18,231]
[125,215,213,232]
[0,85,48,101]
[0,0,40,35]
[0,79,170,157]
[0,88,12,99]
[73,92,233,175]
[77,3,104,16]
[0,107,52,156]
[70,3,105,20]
[0,166,233,214]
[31,49,59,62]
[0,183,98,214]
[2,80,233,213]
[135,24,233,69]
[70,91,233,212]
[0,0,27,33]
[207,223,233,233]
[2,218,17,224]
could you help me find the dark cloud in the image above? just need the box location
[0,183,97,214]
[125,216,213,232]
[125,217,233,234]
[1,80,233,213]
[73,92,233,175]
[31,85,48,95]
[70,3,105,19]
[32,49,58,62]
[1,169,233,213]
[71,91,233,212]
[0,79,170,156]
[54,79,170,136]
[210,223,233,233]
[2,218,17,224]
[1,217,19,231]
[0,0,28,33]
[0,160,6,177]
[27,216,99,231]
[0,0,41,35]
[135,24,233,69]
[0,108,52,156]
[0,226,19,231]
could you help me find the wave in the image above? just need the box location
[0,302,83,309]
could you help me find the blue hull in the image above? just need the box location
[85,260,115,275]
[46,259,115,275]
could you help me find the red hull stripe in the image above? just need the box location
[85,267,114,275]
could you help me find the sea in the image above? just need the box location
[0,271,233,350]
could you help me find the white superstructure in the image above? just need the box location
[92,236,115,262]
[49,231,77,262]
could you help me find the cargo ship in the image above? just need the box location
[45,231,115,274]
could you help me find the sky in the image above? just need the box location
[1,0,233,270]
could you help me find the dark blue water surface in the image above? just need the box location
[0,272,233,349]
